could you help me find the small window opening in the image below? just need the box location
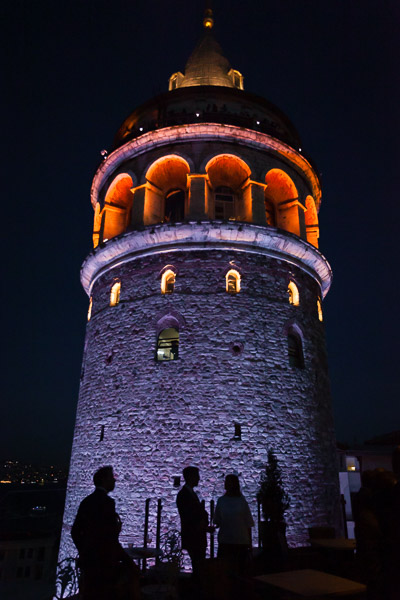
[173,476,181,488]
[165,189,185,222]
[226,269,241,293]
[215,186,235,220]
[317,297,323,322]
[288,281,299,306]
[234,423,242,440]
[87,297,93,321]
[156,327,179,361]
[161,269,176,294]
[100,425,105,441]
[110,281,121,307]
[288,332,304,368]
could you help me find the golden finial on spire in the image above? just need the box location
[203,8,214,29]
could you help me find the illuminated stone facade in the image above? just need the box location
[59,20,340,565]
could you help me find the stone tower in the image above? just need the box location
[59,12,340,563]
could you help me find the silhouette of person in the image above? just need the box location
[176,466,209,578]
[214,474,254,574]
[71,465,139,600]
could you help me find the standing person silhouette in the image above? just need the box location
[176,466,209,579]
[214,474,254,574]
[71,466,139,600]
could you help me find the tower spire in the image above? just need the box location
[203,6,214,29]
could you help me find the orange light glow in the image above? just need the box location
[317,297,323,322]
[87,297,93,321]
[265,169,302,237]
[110,281,121,307]
[144,155,190,226]
[161,269,176,294]
[93,174,134,247]
[226,269,241,293]
[305,195,319,248]
[288,281,299,306]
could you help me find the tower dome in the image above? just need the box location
[58,10,340,578]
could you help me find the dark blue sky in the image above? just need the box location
[2,0,399,464]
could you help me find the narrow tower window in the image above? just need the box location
[99,425,105,441]
[287,332,304,369]
[161,270,176,294]
[288,281,299,306]
[234,423,242,440]
[156,328,179,361]
[226,269,241,294]
[87,297,93,321]
[317,297,323,322]
[110,281,121,307]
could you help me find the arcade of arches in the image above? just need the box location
[93,154,319,249]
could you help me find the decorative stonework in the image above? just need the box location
[81,222,332,297]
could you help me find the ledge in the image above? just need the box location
[81,222,332,298]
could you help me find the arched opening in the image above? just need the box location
[156,328,179,361]
[161,269,176,294]
[164,189,185,222]
[226,269,241,293]
[287,330,304,368]
[110,281,121,307]
[95,174,133,246]
[206,154,251,221]
[288,281,300,306]
[145,155,190,225]
[305,195,319,248]
[265,169,302,237]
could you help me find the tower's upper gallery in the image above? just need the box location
[113,12,301,150]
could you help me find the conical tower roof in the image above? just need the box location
[180,29,236,88]
[169,10,243,90]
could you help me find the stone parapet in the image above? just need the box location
[81,222,332,298]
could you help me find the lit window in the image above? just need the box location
[87,297,93,321]
[226,269,241,293]
[346,456,360,472]
[215,186,235,220]
[288,281,299,306]
[110,282,121,307]
[317,297,323,322]
[156,328,179,361]
[287,332,304,368]
[161,270,176,294]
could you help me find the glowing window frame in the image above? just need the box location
[317,297,323,322]
[87,297,93,321]
[288,281,299,306]
[156,327,179,361]
[161,269,176,295]
[110,281,121,307]
[226,269,241,294]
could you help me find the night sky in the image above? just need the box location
[2,0,399,464]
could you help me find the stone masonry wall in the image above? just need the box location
[59,245,340,562]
